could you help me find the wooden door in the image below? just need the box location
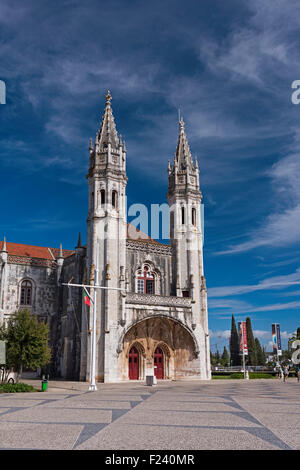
[129,346,139,380]
[154,347,164,379]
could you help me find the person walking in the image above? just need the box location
[295,365,300,383]
[279,366,283,380]
[283,366,289,382]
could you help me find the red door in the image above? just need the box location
[129,346,139,380]
[154,347,164,379]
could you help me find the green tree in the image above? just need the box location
[0,309,51,381]
[221,346,230,367]
[230,315,241,366]
[297,327,300,340]
[246,317,257,366]
[255,338,266,366]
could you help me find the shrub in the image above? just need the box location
[0,382,38,393]
[249,372,274,379]
[229,373,244,379]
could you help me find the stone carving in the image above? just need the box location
[126,292,192,308]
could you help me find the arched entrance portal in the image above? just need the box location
[154,347,164,379]
[120,316,199,381]
[128,346,139,380]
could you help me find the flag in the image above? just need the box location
[83,291,91,307]
[238,321,248,355]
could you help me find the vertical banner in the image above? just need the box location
[272,324,277,354]
[276,324,282,356]
[272,324,282,356]
[238,321,248,355]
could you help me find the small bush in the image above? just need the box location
[249,372,274,379]
[0,382,38,393]
[229,373,244,379]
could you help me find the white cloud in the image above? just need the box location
[208,268,300,297]
[218,130,300,254]
[209,330,231,339]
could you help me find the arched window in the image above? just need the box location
[100,189,105,206]
[112,190,118,209]
[181,206,185,225]
[20,280,32,306]
[192,207,196,226]
[90,191,94,211]
[136,265,156,294]
[170,211,174,238]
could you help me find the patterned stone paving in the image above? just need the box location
[0,379,299,450]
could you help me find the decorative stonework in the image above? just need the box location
[8,255,56,269]
[126,240,172,255]
[126,292,192,308]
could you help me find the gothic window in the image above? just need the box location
[112,190,118,209]
[20,280,32,306]
[170,211,174,238]
[100,189,105,205]
[136,265,156,294]
[90,192,94,211]
[181,206,185,225]
[192,207,196,226]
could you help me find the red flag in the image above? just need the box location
[83,291,91,307]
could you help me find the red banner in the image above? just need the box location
[238,321,248,355]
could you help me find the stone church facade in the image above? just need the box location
[0,91,211,382]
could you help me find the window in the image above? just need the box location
[181,206,185,225]
[137,279,144,293]
[136,265,156,294]
[146,279,155,294]
[192,207,196,226]
[20,280,32,306]
[112,190,117,208]
[100,189,105,205]
[170,211,174,238]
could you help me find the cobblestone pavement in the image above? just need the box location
[0,378,299,450]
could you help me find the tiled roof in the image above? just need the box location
[0,223,168,261]
[126,223,167,245]
[0,241,74,260]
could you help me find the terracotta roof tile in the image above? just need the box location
[126,223,167,245]
[0,241,74,260]
[0,224,168,260]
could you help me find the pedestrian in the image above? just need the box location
[279,366,283,380]
[295,365,300,383]
[283,366,289,382]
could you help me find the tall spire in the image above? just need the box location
[97,90,119,150]
[1,236,7,252]
[174,117,194,170]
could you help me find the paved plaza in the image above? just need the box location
[0,378,299,450]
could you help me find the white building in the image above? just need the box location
[0,91,211,382]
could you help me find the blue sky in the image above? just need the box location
[1,0,300,351]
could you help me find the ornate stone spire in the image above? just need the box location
[97,90,119,150]
[174,117,194,170]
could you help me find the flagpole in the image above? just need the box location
[89,242,99,391]
[62,262,125,391]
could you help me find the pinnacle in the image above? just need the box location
[174,117,193,169]
[97,90,119,149]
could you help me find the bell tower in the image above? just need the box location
[167,117,211,379]
[86,91,127,382]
